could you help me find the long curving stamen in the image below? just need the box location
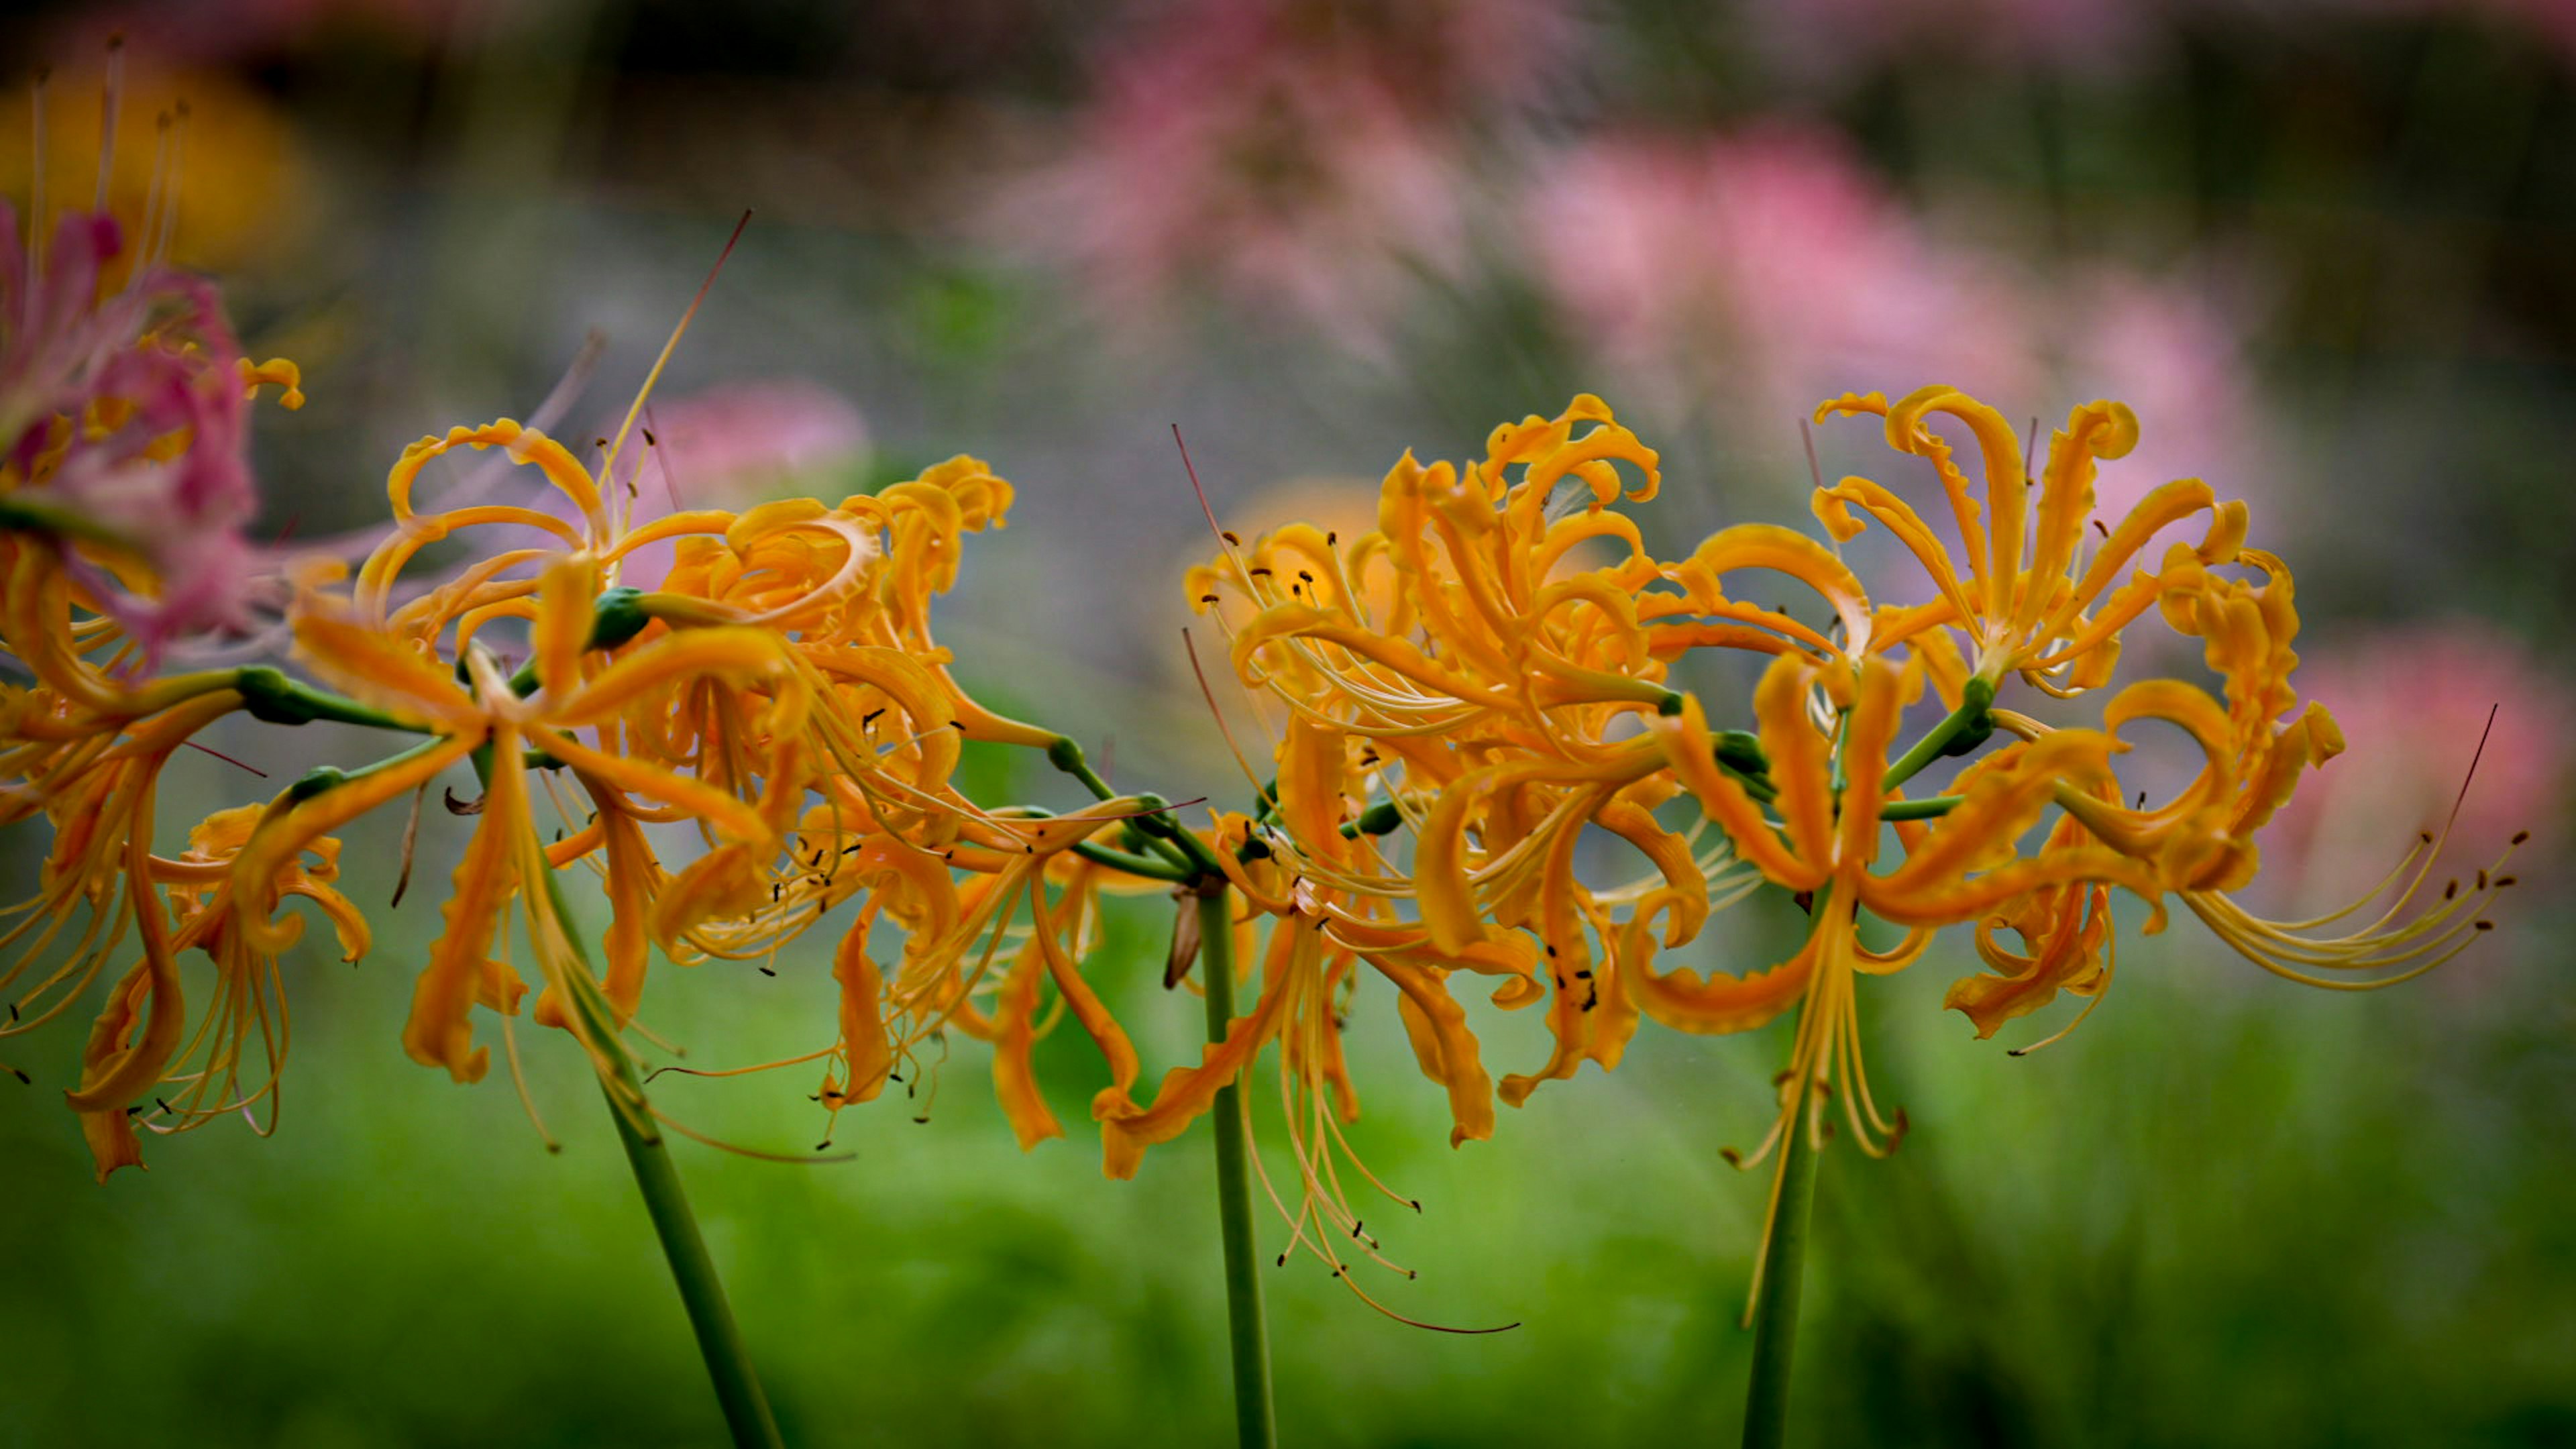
[599,209,750,489]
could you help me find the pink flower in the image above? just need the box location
[601,378,867,509]
[2051,268,2269,522]
[0,205,290,660]
[2263,621,2568,910]
[1529,127,2037,424]
[998,0,1542,350]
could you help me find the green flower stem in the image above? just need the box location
[500,763,783,1448]
[1197,885,1278,1449]
[1878,795,1961,821]
[234,665,426,734]
[284,735,458,803]
[602,1076,786,1449]
[1880,677,1996,794]
[541,868,784,1449]
[1740,1081,1821,1449]
[504,588,655,697]
[1004,737,1278,1445]
[1070,839,1197,881]
[1721,759,1780,804]
[1042,736,1215,877]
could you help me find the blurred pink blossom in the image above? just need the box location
[2264,621,2569,909]
[605,378,869,509]
[1,205,282,660]
[1529,127,2038,424]
[2053,268,2269,521]
[998,0,1579,350]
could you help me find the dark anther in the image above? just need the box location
[862,708,885,726]
[1326,531,1338,545]
[1199,594,1220,604]
[641,427,657,445]
[2475,920,2495,931]
[2092,519,2110,538]
[758,965,777,977]
[9,1067,29,1085]
[2512,830,2531,845]
[1248,567,1273,577]
[1222,531,1241,545]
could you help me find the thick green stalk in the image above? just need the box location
[1070,839,1198,881]
[1741,1083,1821,1449]
[234,665,427,734]
[1881,677,1996,794]
[604,1073,786,1449]
[529,864,784,1449]
[1197,885,1278,1449]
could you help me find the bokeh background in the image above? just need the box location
[3,1,2573,1445]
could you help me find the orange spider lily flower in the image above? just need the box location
[70,801,368,1179]
[1215,384,2510,1324]
[1807,386,2248,692]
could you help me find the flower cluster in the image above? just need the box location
[0,50,2512,1336]
[1191,386,2518,1301]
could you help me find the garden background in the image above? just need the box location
[1,1,2571,1444]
